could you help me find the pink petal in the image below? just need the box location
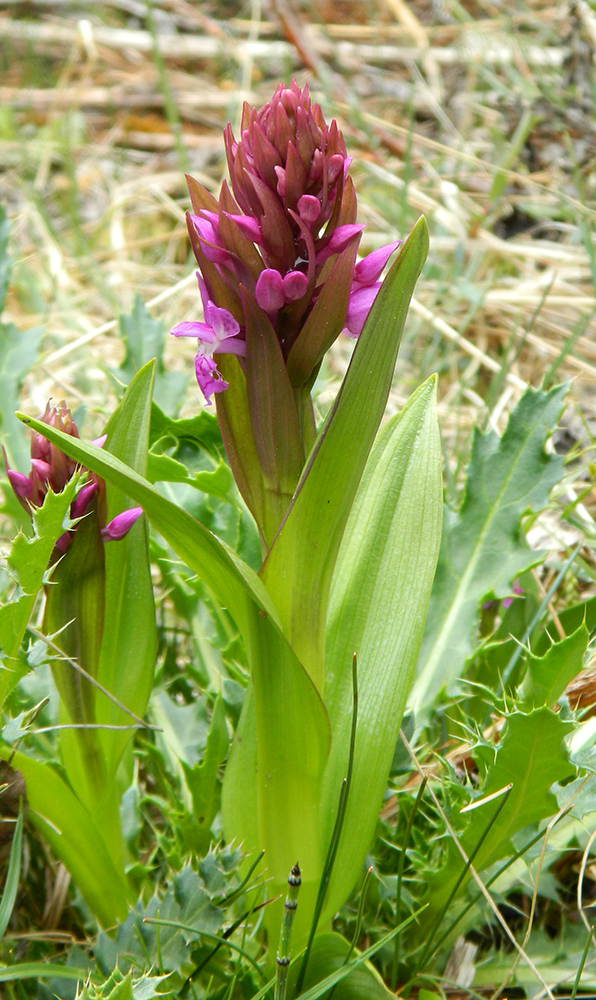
[316,224,364,265]
[195,353,229,403]
[353,241,401,287]
[101,506,143,542]
[204,302,241,342]
[214,336,246,358]
[344,284,381,337]
[282,270,309,302]
[297,195,320,224]
[55,531,72,555]
[255,269,285,312]
[223,213,265,246]
[170,321,217,343]
[31,459,51,480]
[91,434,107,448]
[274,165,287,198]
[71,480,98,519]
[7,468,32,500]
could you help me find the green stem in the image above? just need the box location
[275,863,302,1000]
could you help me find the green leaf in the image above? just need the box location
[422,708,575,933]
[410,384,568,721]
[288,931,394,1000]
[322,376,443,922]
[180,694,229,854]
[260,217,430,689]
[518,623,589,710]
[95,360,157,780]
[148,400,221,457]
[0,747,131,925]
[0,479,78,708]
[0,798,23,940]
[0,963,88,983]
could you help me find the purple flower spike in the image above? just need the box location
[101,506,143,542]
[256,269,285,312]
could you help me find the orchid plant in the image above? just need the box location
[10,82,442,980]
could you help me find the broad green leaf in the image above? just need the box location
[322,376,442,922]
[260,217,429,689]
[0,479,78,708]
[518,623,589,710]
[18,381,331,935]
[0,747,131,926]
[288,932,394,1000]
[95,361,157,780]
[0,799,22,940]
[410,384,568,721]
[421,708,575,934]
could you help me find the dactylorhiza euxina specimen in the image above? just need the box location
[170,81,400,547]
[20,81,440,950]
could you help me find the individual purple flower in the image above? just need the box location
[342,241,401,338]
[170,276,245,402]
[4,401,142,556]
[101,507,143,541]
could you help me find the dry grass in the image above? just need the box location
[1,0,595,485]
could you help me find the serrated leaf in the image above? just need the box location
[410,384,568,720]
[181,694,229,854]
[518,623,589,710]
[422,708,575,934]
